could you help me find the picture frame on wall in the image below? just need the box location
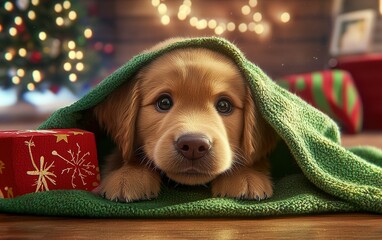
[330,9,376,56]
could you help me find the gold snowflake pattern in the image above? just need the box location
[52,143,95,188]
[25,138,57,192]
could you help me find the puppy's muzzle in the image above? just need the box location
[175,134,211,160]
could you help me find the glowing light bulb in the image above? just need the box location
[84,28,93,38]
[249,0,257,7]
[28,10,36,20]
[280,12,290,23]
[179,4,191,15]
[68,11,77,20]
[196,19,207,30]
[31,0,39,6]
[253,12,262,22]
[9,27,17,36]
[178,12,187,21]
[56,17,64,26]
[68,41,76,50]
[68,50,76,59]
[76,62,84,71]
[32,70,42,83]
[12,76,20,85]
[18,48,27,57]
[214,26,225,35]
[69,73,77,82]
[151,0,160,7]
[76,51,84,60]
[39,32,47,41]
[17,69,25,77]
[227,22,236,31]
[238,23,248,32]
[255,23,265,34]
[27,83,35,91]
[190,17,198,27]
[4,2,14,11]
[208,19,217,29]
[161,15,170,25]
[158,4,167,15]
[14,16,23,25]
[63,0,71,9]
[54,3,62,12]
[241,5,251,15]
[4,52,13,61]
[0,24,2,32]
[63,62,72,71]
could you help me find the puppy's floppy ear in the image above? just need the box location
[242,86,277,165]
[93,80,140,162]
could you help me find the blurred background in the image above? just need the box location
[0,0,381,134]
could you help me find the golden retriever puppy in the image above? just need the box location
[93,41,277,202]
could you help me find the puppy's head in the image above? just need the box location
[94,47,276,185]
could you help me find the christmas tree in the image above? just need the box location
[0,0,102,98]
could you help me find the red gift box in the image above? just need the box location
[334,54,382,130]
[0,129,99,198]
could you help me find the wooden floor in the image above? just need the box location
[0,213,381,239]
[1,109,382,239]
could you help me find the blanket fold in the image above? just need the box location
[1,37,381,217]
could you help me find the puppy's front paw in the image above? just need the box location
[211,168,273,200]
[97,164,161,202]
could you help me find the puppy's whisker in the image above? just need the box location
[232,147,247,165]
[135,145,159,172]
[134,146,146,157]
[221,147,247,176]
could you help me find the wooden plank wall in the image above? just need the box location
[95,0,334,79]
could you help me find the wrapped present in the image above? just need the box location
[277,70,363,134]
[0,129,99,198]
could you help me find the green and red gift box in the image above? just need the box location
[0,129,99,198]
[278,70,363,133]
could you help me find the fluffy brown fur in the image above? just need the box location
[93,40,277,202]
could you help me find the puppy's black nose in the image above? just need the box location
[176,134,211,160]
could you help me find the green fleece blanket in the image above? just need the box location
[1,37,381,217]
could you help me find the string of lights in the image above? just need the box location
[151,0,291,36]
[0,0,96,93]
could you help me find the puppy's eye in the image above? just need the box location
[156,94,173,112]
[216,98,233,115]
